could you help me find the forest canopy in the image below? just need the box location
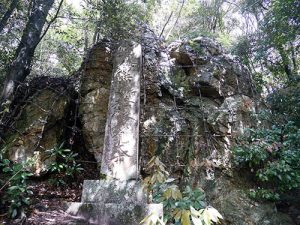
[0,0,299,92]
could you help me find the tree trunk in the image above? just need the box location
[0,0,19,33]
[290,41,298,75]
[278,45,293,81]
[0,0,55,104]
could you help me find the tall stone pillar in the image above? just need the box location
[101,42,141,180]
[66,41,163,225]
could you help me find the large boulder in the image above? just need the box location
[138,35,294,224]
[1,78,71,176]
[1,34,293,223]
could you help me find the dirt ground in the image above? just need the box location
[0,159,98,225]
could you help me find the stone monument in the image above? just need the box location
[66,41,163,224]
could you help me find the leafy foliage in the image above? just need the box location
[233,0,299,91]
[233,77,300,201]
[46,143,83,186]
[267,82,300,126]
[142,156,223,225]
[84,0,146,41]
[0,158,33,219]
[233,121,300,200]
[148,0,238,43]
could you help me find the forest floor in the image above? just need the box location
[0,157,98,225]
[1,158,299,224]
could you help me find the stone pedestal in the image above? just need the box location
[66,202,163,225]
[66,180,163,225]
[66,42,163,224]
[81,180,146,203]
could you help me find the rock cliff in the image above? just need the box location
[0,35,295,224]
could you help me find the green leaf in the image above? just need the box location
[8,186,22,191]
[3,167,13,172]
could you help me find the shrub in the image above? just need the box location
[142,156,223,225]
[0,158,33,219]
[46,143,83,186]
[233,122,300,200]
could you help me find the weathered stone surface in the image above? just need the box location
[3,89,68,176]
[101,41,141,180]
[67,41,163,225]
[66,202,163,225]
[208,95,255,136]
[74,35,295,224]
[140,36,257,170]
[81,180,146,203]
[139,34,294,224]
[79,41,113,163]
[167,37,254,99]
[203,174,295,225]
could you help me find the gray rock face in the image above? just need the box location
[81,180,146,203]
[138,35,294,224]
[140,36,257,171]
[66,202,163,225]
[67,41,163,225]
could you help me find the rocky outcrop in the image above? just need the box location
[79,41,112,163]
[1,78,71,176]
[140,36,256,170]
[139,35,294,224]
[69,34,294,224]
[1,35,295,224]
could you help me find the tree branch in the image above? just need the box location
[37,0,64,46]
[0,0,19,33]
[165,0,185,40]
[159,11,173,39]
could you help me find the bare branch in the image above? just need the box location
[165,0,185,40]
[159,11,173,39]
[38,0,64,45]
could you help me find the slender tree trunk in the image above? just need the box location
[0,0,55,104]
[278,45,293,81]
[290,41,298,75]
[0,0,19,33]
[165,0,185,40]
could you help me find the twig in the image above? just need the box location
[159,11,173,39]
[165,0,185,40]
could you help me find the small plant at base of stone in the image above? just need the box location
[46,143,83,186]
[141,156,223,225]
[0,157,33,219]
